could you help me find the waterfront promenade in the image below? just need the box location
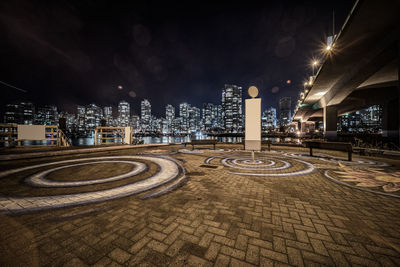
[1,144,400,266]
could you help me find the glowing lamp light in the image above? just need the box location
[312,60,318,66]
[326,45,332,51]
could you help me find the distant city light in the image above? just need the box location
[117,85,123,89]
[286,80,291,84]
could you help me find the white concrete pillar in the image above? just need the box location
[323,106,338,140]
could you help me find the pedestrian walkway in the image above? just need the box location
[0,145,399,266]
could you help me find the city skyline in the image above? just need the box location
[3,95,383,136]
[2,84,285,136]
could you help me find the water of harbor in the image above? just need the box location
[70,136,297,146]
[4,136,297,147]
[70,136,246,146]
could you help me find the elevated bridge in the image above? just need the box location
[293,0,400,142]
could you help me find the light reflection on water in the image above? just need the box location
[19,136,298,146]
[69,136,297,146]
[71,136,245,145]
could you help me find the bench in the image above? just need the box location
[241,140,272,151]
[304,141,353,161]
[184,140,218,150]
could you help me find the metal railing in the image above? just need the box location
[0,124,71,147]
[94,126,133,145]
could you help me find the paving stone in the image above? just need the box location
[108,248,131,264]
[204,242,221,261]
[0,145,399,266]
[215,254,231,266]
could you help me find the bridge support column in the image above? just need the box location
[323,106,338,140]
[300,122,315,134]
[383,41,400,145]
[300,122,307,133]
[382,99,399,142]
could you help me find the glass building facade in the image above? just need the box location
[222,84,242,133]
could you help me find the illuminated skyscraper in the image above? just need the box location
[141,99,151,131]
[4,102,35,125]
[165,104,175,134]
[166,104,175,123]
[279,97,291,127]
[130,115,140,132]
[262,107,277,132]
[59,111,76,133]
[339,105,382,132]
[215,105,224,129]
[35,105,58,125]
[76,105,86,133]
[202,103,214,131]
[85,104,102,131]
[103,106,113,126]
[179,102,190,133]
[222,84,242,133]
[189,106,201,133]
[118,101,130,127]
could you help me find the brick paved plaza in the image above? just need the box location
[1,144,400,266]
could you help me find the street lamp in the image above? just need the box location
[326,45,332,51]
[312,60,319,76]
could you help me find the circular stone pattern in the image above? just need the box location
[205,154,314,177]
[280,151,389,167]
[0,156,182,214]
[26,160,147,187]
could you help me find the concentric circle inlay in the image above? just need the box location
[0,156,184,214]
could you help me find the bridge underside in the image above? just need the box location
[293,0,400,143]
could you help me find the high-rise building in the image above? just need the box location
[76,105,86,133]
[262,107,277,132]
[202,103,214,131]
[141,99,151,131]
[339,105,382,132]
[151,115,162,133]
[118,101,130,127]
[164,105,175,134]
[179,102,190,133]
[85,104,102,131]
[35,105,58,125]
[59,111,76,133]
[222,84,242,133]
[361,105,382,130]
[215,105,224,130]
[279,97,291,127]
[166,104,175,122]
[103,106,113,126]
[172,117,183,135]
[189,106,201,133]
[202,103,222,132]
[4,102,35,125]
[130,115,140,132]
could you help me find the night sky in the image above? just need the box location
[0,0,354,118]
